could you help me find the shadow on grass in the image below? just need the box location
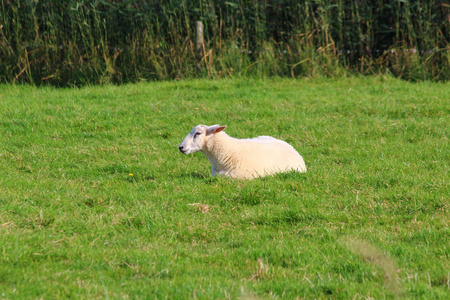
[180,172,208,179]
[265,170,309,181]
[179,172,220,184]
[249,209,325,225]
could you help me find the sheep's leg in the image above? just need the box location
[211,166,217,177]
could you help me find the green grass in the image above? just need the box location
[0,77,448,299]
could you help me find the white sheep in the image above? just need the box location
[178,124,307,179]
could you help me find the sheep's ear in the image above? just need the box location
[207,124,227,135]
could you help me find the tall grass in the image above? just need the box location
[0,0,448,85]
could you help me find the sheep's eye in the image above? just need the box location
[194,132,202,137]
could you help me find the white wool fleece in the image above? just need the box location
[178,124,307,179]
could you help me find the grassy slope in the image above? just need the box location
[0,77,448,299]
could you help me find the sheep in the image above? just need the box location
[178,124,307,179]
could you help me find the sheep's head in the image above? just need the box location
[178,124,226,154]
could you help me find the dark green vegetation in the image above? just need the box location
[0,77,448,298]
[1,0,448,86]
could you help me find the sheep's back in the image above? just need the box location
[233,136,306,178]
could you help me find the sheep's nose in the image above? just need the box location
[178,146,184,152]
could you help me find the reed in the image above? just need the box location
[0,0,448,85]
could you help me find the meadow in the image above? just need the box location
[0,76,448,299]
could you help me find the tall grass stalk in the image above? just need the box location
[0,0,448,85]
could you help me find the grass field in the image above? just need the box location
[0,77,448,299]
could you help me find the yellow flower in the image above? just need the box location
[129,173,134,176]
